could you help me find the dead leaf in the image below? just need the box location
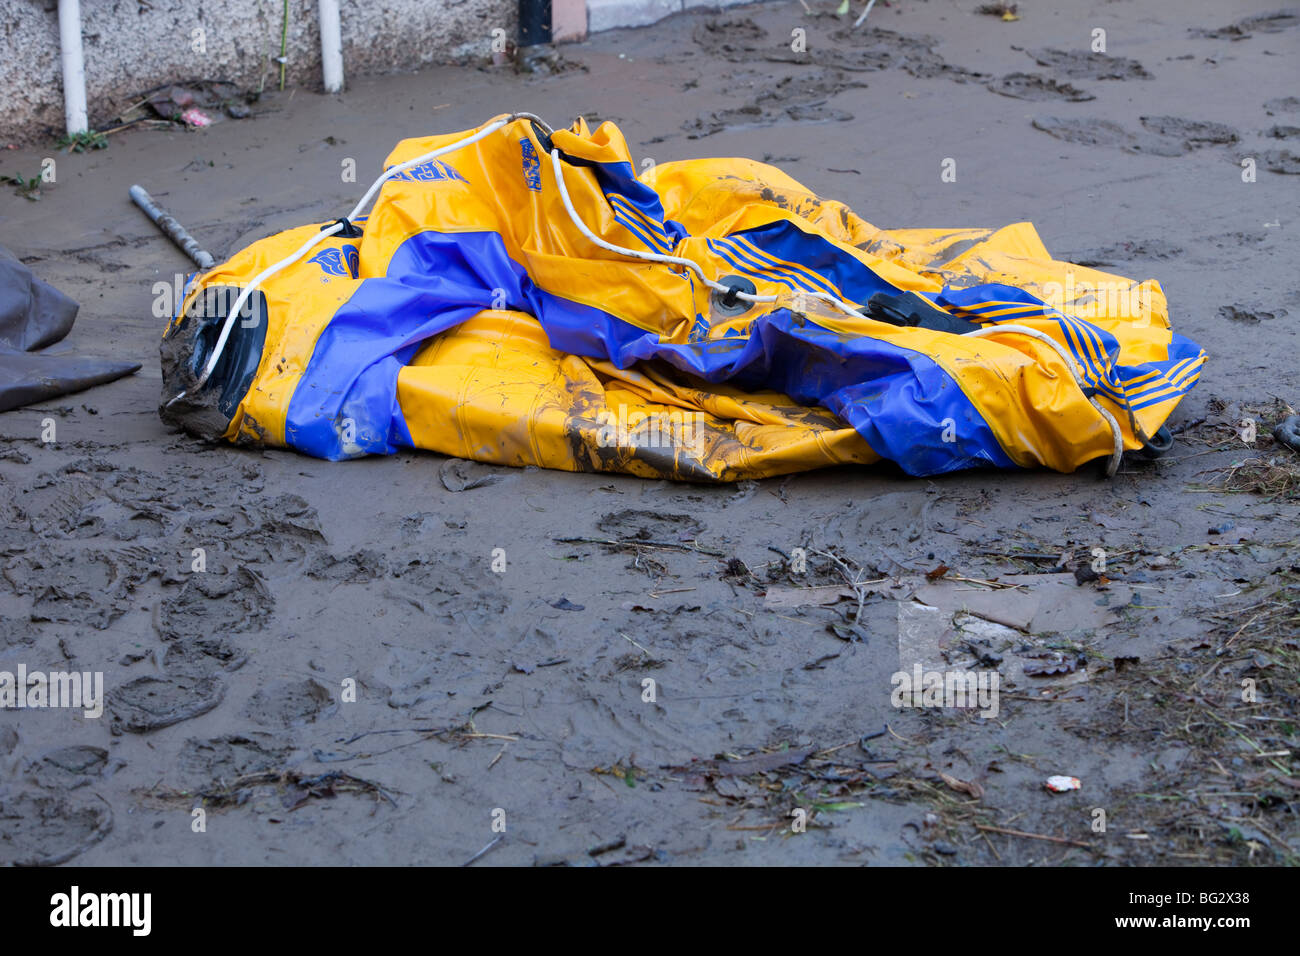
[935,770,985,799]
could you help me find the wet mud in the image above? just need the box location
[1,0,1297,867]
[1033,115,1245,158]
[987,72,1094,102]
[1023,48,1152,81]
[682,15,984,137]
[1190,8,1300,40]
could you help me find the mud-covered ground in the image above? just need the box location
[1,0,1297,866]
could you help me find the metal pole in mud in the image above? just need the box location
[128,185,216,271]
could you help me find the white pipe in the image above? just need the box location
[853,0,878,28]
[57,0,88,135]
[319,0,344,93]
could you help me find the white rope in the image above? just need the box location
[547,146,871,322]
[966,324,1124,476]
[166,114,521,407]
[182,221,345,396]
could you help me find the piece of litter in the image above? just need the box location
[1023,653,1085,677]
[180,108,212,128]
[1045,775,1081,793]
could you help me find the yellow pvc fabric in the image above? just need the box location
[159,115,1205,480]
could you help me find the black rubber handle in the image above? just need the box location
[867,291,979,335]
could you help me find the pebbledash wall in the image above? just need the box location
[0,0,753,144]
[0,0,525,144]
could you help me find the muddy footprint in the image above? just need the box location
[243,678,334,727]
[30,745,110,790]
[1032,116,1238,157]
[1219,304,1289,323]
[988,72,1093,102]
[1064,239,1184,268]
[1255,149,1300,174]
[692,16,767,60]
[1032,116,1140,150]
[1264,96,1300,114]
[109,674,225,733]
[7,547,136,630]
[1025,48,1151,81]
[597,509,704,542]
[1191,9,1300,40]
[305,549,389,583]
[162,635,248,677]
[683,73,862,139]
[1140,115,1238,148]
[178,734,293,783]
[158,566,273,641]
[390,550,509,619]
[830,27,984,81]
[0,792,113,865]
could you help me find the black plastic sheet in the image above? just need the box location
[0,245,139,412]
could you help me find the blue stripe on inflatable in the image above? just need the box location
[706,238,797,290]
[286,229,667,460]
[728,219,902,306]
[586,160,689,248]
[286,227,1018,474]
[937,284,1043,311]
[617,310,1018,474]
[610,205,670,254]
[729,235,840,299]
[1123,334,1207,410]
[609,195,675,252]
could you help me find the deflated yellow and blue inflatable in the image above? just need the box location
[159,113,1205,481]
